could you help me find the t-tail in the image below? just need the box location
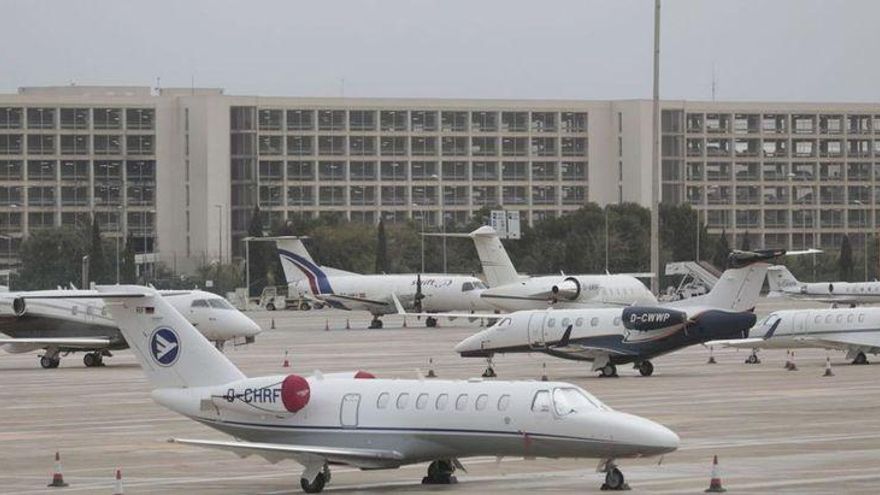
[275,238,335,294]
[671,249,782,312]
[766,265,800,295]
[468,226,520,287]
[96,286,245,389]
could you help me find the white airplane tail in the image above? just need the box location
[767,265,799,294]
[469,226,520,287]
[275,238,344,294]
[97,286,245,389]
[672,255,773,312]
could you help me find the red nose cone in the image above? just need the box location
[281,374,310,412]
[354,370,376,379]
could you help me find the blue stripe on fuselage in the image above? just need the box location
[277,249,334,294]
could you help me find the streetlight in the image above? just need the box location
[604,206,610,272]
[854,200,868,281]
[214,204,223,264]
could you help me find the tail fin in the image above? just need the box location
[276,238,334,294]
[767,265,799,293]
[97,286,245,389]
[671,262,769,312]
[469,226,519,287]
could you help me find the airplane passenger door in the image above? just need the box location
[792,312,807,337]
[340,394,360,428]
[528,313,547,348]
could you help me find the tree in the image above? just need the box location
[120,233,137,284]
[740,231,751,251]
[375,219,389,274]
[712,229,730,270]
[16,227,89,290]
[247,205,273,297]
[839,234,854,281]
[88,219,109,285]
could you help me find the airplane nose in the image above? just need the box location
[454,332,490,357]
[615,413,680,456]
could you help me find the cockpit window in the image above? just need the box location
[191,299,209,308]
[461,282,474,292]
[207,298,235,310]
[473,281,487,290]
[553,387,606,416]
[495,318,512,330]
[531,390,551,413]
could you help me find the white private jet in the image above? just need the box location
[73,285,678,493]
[0,288,262,368]
[453,250,780,378]
[768,264,880,306]
[433,226,656,312]
[276,237,494,328]
[708,306,880,366]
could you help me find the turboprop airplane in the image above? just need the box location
[276,237,494,328]
[768,264,880,306]
[454,249,780,377]
[431,226,656,312]
[0,289,261,368]
[70,285,678,493]
[708,306,880,366]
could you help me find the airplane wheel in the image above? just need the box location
[600,363,617,378]
[746,354,759,364]
[482,367,496,378]
[369,319,383,329]
[266,303,276,311]
[299,302,310,311]
[423,460,456,484]
[40,356,58,369]
[602,467,627,490]
[853,352,869,365]
[83,353,97,367]
[426,317,437,328]
[638,361,654,377]
[300,472,326,493]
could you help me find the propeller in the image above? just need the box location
[414,273,425,315]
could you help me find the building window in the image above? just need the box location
[94,108,122,130]
[0,107,23,129]
[27,135,55,155]
[126,135,154,155]
[410,111,437,132]
[442,161,467,180]
[380,111,407,131]
[349,110,376,131]
[350,161,376,181]
[318,136,346,156]
[532,162,557,181]
[349,136,377,156]
[287,110,314,131]
[27,108,55,129]
[287,185,314,206]
[287,136,314,156]
[441,111,468,132]
[502,161,527,181]
[126,108,155,130]
[380,136,407,156]
[258,135,283,155]
[60,108,89,130]
[287,161,314,181]
[230,107,255,131]
[380,161,407,181]
[257,109,282,131]
[0,134,23,155]
[317,110,345,131]
[318,161,345,181]
[471,111,497,132]
[501,112,528,132]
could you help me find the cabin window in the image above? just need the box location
[396,393,410,409]
[575,317,584,327]
[497,394,510,411]
[475,394,488,411]
[613,316,621,326]
[435,393,449,410]
[561,318,571,328]
[847,314,854,323]
[531,390,551,413]
[191,299,209,308]
[461,282,474,292]
[814,315,822,323]
[547,318,555,328]
[376,392,390,409]
[825,314,832,323]
[859,313,865,322]
[71,305,78,316]
[590,317,599,326]
[836,314,844,323]
[455,394,469,411]
[416,393,429,410]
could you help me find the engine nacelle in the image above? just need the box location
[551,277,581,302]
[211,374,310,416]
[11,297,25,317]
[622,306,687,332]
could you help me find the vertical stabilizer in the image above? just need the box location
[767,265,800,293]
[673,263,769,312]
[97,286,245,389]
[276,238,333,294]
[469,226,520,287]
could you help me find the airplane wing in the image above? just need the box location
[169,438,404,469]
[704,337,767,349]
[0,337,111,347]
[794,333,880,353]
[391,293,501,320]
[322,293,391,307]
[546,343,640,360]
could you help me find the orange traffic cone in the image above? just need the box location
[788,351,798,371]
[540,363,549,381]
[324,319,330,331]
[402,317,407,328]
[270,318,276,330]
[707,346,717,364]
[704,455,726,492]
[282,350,290,368]
[112,468,124,495]
[784,350,793,370]
[426,358,437,378]
[48,451,69,487]
[823,356,834,377]
[345,318,351,330]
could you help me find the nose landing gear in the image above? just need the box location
[422,459,457,485]
[600,461,630,491]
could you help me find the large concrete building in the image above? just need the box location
[1,85,879,273]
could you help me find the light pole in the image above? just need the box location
[604,207,610,272]
[649,0,662,294]
[214,204,223,264]
[115,205,122,284]
[413,203,425,273]
[695,207,700,262]
[854,200,868,281]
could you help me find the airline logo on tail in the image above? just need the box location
[277,249,334,295]
[150,328,180,366]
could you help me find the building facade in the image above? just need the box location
[1,86,878,273]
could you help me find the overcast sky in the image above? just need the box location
[2,0,877,101]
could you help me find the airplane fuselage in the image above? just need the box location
[772,281,880,305]
[155,376,678,464]
[479,274,656,312]
[744,308,880,354]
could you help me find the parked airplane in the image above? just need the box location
[276,237,494,328]
[708,306,880,365]
[433,226,656,312]
[767,264,880,306]
[0,289,261,368]
[79,285,678,493]
[454,250,780,377]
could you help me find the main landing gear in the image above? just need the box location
[40,353,60,369]
[482,356,497,378]
[599,363,618,378]
[82,352,105,367]
[852,351,869,365]
[300,464,331,493]
[425,316,438,328]
[745,350,761,364]
[369,315,384,329]
[422,459,457,485]
[600,461,629,491]
[636,361,654,377]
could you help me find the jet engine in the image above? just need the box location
[622,306,687,332]
[550,277,581,302]
[211,374,310,416]
[0,297,27,317]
